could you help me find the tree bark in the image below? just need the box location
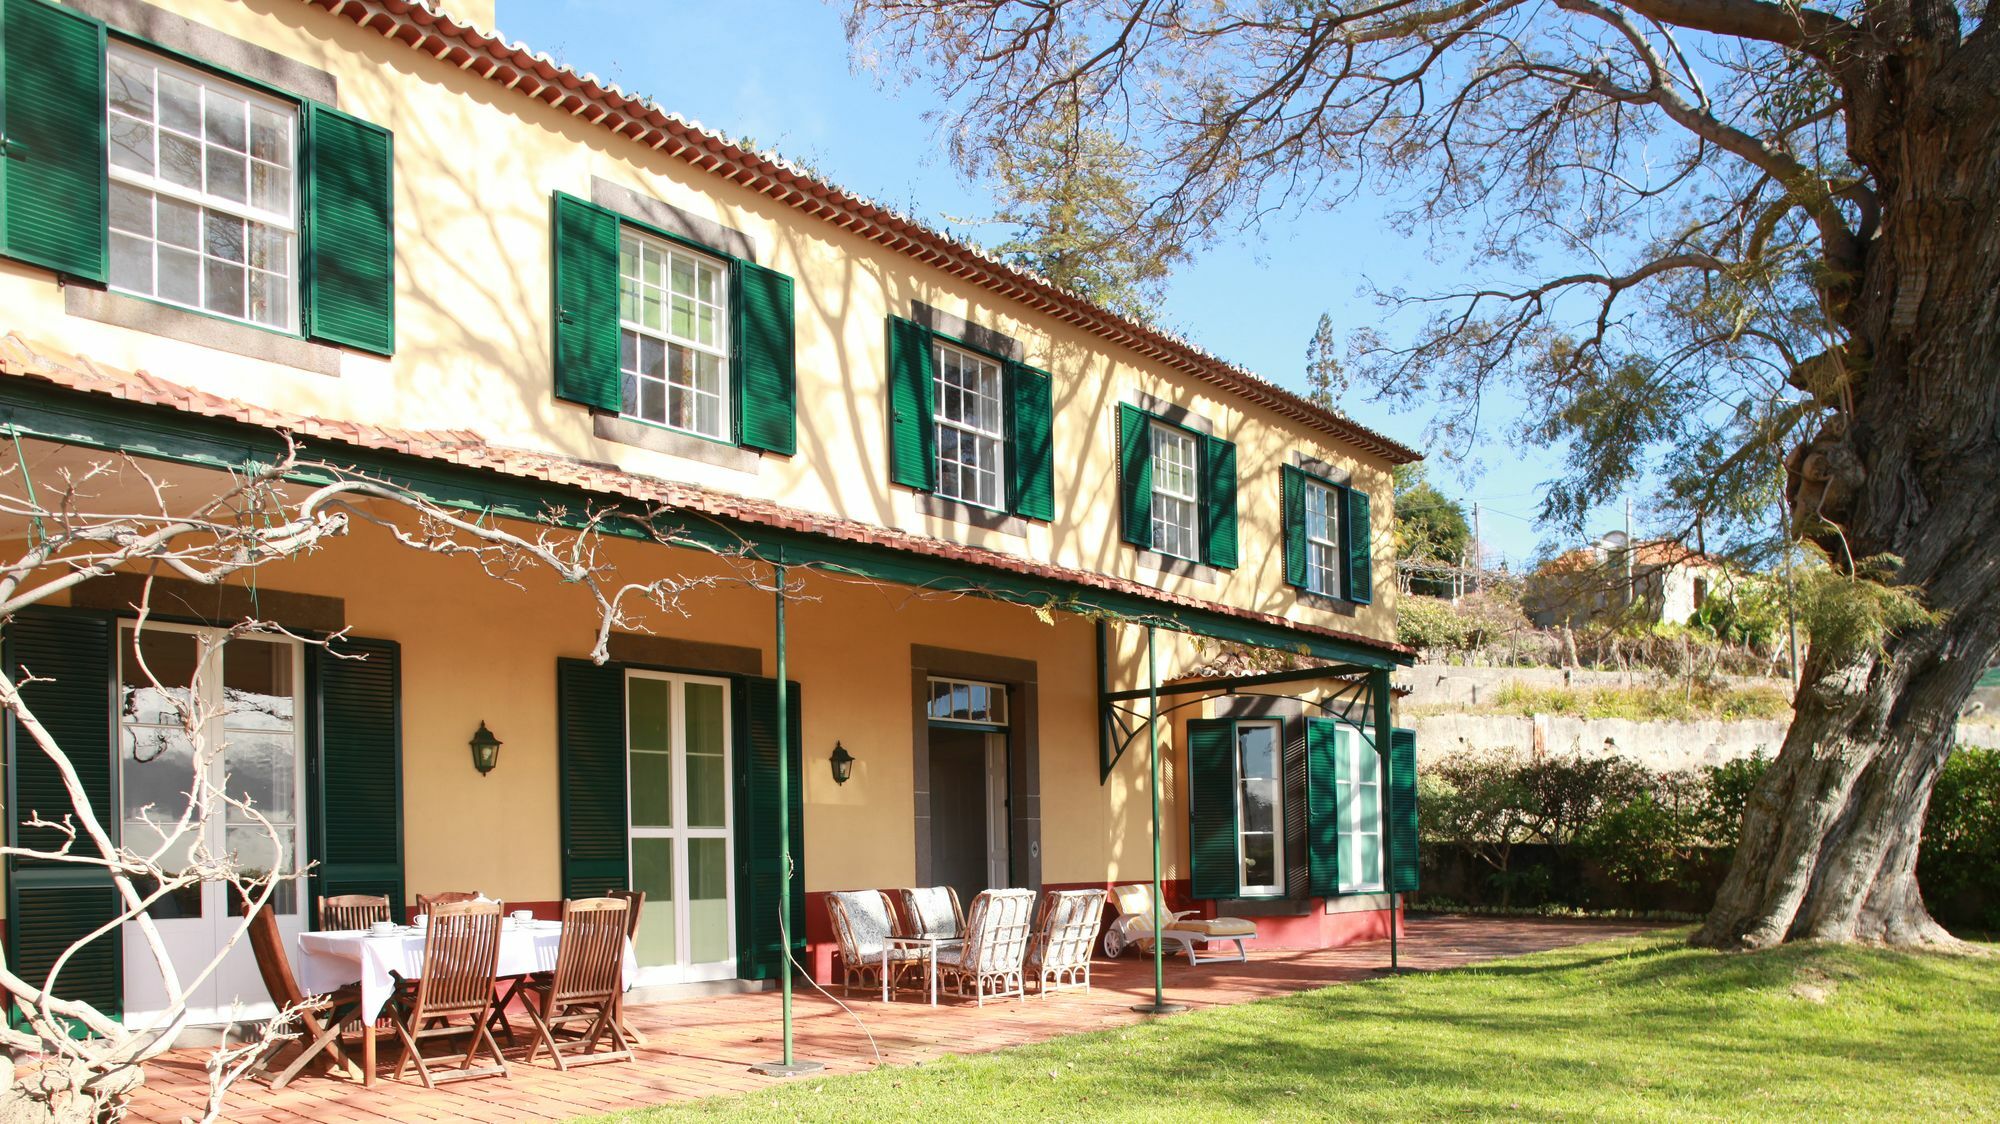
[1696,25,2000,947]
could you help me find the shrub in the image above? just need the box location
[1919,747,2000,931]
[1398,595,1474,653]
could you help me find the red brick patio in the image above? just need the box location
[122,915,1658,1123]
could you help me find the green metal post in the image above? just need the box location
[1132,624,1185,1015]
[751,563,823,1076]
[1373,667,1403,973]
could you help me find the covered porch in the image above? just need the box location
[116,915,1660,1123]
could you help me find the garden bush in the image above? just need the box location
[1419,746,1994,932]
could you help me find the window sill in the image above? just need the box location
[593,413,761,473]
[1220,896,1314,917]
[1136,550,1219,585]
[1294,587,1362,615]
[914,492,1028,537]
[64,286,341,376]
[1324,891,1394,915]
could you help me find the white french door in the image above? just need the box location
[116,622,306,1028]
[625,671,737,985]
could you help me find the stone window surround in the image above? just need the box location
[909,645,1041,893]
[1125,392,1222,584]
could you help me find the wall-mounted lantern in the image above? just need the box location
[469,721,502,776]
[829,741,855,786]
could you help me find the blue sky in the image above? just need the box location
[497,0,1633,569]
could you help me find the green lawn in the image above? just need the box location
[597,931,2000,1123]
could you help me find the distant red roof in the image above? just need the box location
[1539,540,1726,575]
[0,333,1411,661]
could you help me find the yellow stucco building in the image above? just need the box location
[0,0,1417,1029]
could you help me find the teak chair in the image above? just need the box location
[606,888,647,1046]
[895,885,966,940]
[934,889,1036,1005]
[827,890,927,996]
[1026,888,1108,996]
[318,893,391,931]
[517,898,633,1071]
[246,903,363,1089]
[387,899,507,1088]
[413,891,480,916]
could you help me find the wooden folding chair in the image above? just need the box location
[607,887,647,1046]
[318,894,391,931]
[387,899,508,1088]
[517,897,633,1071]
[246,903,363,1089]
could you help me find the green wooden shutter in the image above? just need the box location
[1185,717,1240,900]
[1304,717,1342,898]
[551,193,622,412]
[887,316,935,491]
[1342,487,1373,603]
[1201,434,1238,569]
[1116,403,1152,549]
[1007,362,1054,521]
[310,635,402,922]
[4,607,119,1023]
[557,658,629,900]
[301,102,394,354]
[1281,466,1308,588]
[733,675,804,980]
[1388,727,1419,893]
[0,0,106,281]
[734,259,796,455]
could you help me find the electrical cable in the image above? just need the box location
[773,854,885,1068]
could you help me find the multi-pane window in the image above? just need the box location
[1303,478,1341,595]
[619,230,730,441]
[1235,721,1283,895]
[1338,731,1384,892]
[106,45,297,330]
[933,343,1006,509]
[926,677,1008,726]
[1150,422,1200,560]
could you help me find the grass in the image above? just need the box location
[594,931,2000,1123]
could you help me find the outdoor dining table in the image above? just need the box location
[882,934,963,1006]
[296,919,639,1086]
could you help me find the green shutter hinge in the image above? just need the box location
[0,136,26,159]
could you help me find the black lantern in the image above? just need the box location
[829,741,855,785]
[469,721,502,776]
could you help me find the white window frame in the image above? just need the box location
[1233,720,1285,897]
[1337,728,1385,893]
[925,676,1008,727]
[931,342,1008,510]
[623,670,737,984]
[1303,477,1342,596]
[105,43,299,331]
[618,228,733,442]
[1149,421,1200,561]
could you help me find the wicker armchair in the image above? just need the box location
[826,890,927,997]
[894,885,965,940]
[1025,888,1107,996]
[934,888,1036,1005]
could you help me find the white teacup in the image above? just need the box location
[413,913,429,931]
[510,909,533,924]
[368,920,396,935]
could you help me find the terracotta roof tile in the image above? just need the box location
[295,0,1420,467]
[0,333,1408,660]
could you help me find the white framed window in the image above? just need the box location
[1235,720,1284,895]
[1150,421,1200,560]
[1303,478,1341,596]
[619,229,731,441]
[933,343,1006,509]
[106,44,298,330]
[1337,729,1384,892]
[625,671,737,983]
[926,676,1008,726]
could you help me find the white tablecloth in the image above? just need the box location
[296,921,639,1021]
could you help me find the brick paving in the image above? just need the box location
[123,915,1658,1123]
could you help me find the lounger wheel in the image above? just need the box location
[1102,927,1128,958]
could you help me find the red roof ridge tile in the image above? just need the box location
[295,0,1421,467]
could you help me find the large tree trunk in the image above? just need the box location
[1696,31,2000,947]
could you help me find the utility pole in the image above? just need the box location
[1472,500,1488,596]
[1623,496,1635,609]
